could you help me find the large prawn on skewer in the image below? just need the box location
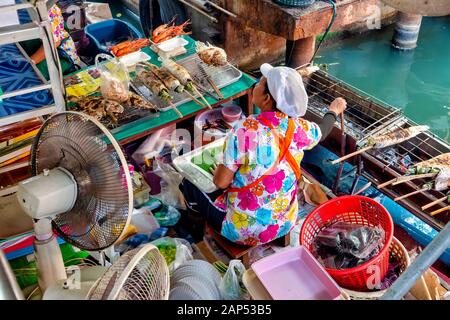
[110,38,150,57]
[152,19,192,44]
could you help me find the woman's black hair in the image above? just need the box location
[263,81,276,106]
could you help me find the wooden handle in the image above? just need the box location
[354,182,372,196]
[430,204,450,216]
[391,172,438,186]
[193,85,212,109]
[207,77,224,100]
[422,195,449,211]
[394,187,429,202]
[184,91,208,109]
[330,146,373,165]
[340,114,345,134]
[169,102,183,118]
[378,177,399,189]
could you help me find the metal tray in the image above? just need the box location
[130,54,243,112]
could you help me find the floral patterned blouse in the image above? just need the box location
[214,111,322,245]
[48,4,81,66]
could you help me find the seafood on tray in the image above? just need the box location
[332,125,430,164]
[152,18,191,44]
[143,62,184,93]
[161,58,195,93]
[136,67,173,102]
[196,41,228,67]
[69,95,124,122]
[110,38,150,57]
[69,92,156,123]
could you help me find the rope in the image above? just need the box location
[309,0,337,63]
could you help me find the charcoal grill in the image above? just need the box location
[303,70,450,230]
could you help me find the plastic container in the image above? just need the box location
[251,246,342,300]
[156,37,189,53]
[119,51,151,72]
[194,108,230,145]
[300,195,394,291]
[221,105,242,123]
[84,19,143,55]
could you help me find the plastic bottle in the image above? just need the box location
[33,219,67,292]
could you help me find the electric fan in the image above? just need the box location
[86,244,170,300]
[16,111,134,297]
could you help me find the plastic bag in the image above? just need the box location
[219,260,247,300]
[312,222,385,270]
[131,207,160,235]
[95,53,130,103]
[153,205,181,227]
[152,159,186,210]
[151,237,193,272]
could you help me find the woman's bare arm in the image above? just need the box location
[213,164,235,190]
[30,39,61,64]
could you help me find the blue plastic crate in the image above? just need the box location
[85,19,144,55]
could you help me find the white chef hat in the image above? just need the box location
[260,63,308,118]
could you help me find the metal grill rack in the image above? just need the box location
[305,71,403,141]
[0,0,65,127]
[131,54,242,111]
[303,70,449,230]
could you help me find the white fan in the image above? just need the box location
[8,111,168,300]
[86,244,170,300]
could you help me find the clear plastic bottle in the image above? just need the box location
[34,219,67,292]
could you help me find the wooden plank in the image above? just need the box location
[227,0,382,40]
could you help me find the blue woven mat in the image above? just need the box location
[0,44,54,117]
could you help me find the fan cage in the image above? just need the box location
[86,244,170,300]
[30,111,133,251]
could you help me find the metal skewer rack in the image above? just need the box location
[0,0,65,127]
[303,70,450,230]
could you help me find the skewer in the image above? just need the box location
[207,77,224,100]
[391,172,438,186]
[422,195,450,211]
[169,102,183,118]
[378,177,401,189]
[330,146,373,165]
[192,85,212,109]
[430,205,450,216]
[184,90,208,109]
[394,186,430,202]
[353,182,372,196]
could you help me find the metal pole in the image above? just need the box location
[35,0,66,113]
[0,251,24,300]
[380,221,450,300]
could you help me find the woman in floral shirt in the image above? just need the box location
[181,64,347,245]
[30,1,81,72]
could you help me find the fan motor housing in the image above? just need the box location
[17,168,78,219]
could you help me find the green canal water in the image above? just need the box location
[316,16,450,143]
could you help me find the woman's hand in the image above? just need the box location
[329,97,347,115]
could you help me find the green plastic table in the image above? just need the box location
[66,36,256,145]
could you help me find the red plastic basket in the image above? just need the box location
[300,195,394,291]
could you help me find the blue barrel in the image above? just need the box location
[392,12,423,50]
